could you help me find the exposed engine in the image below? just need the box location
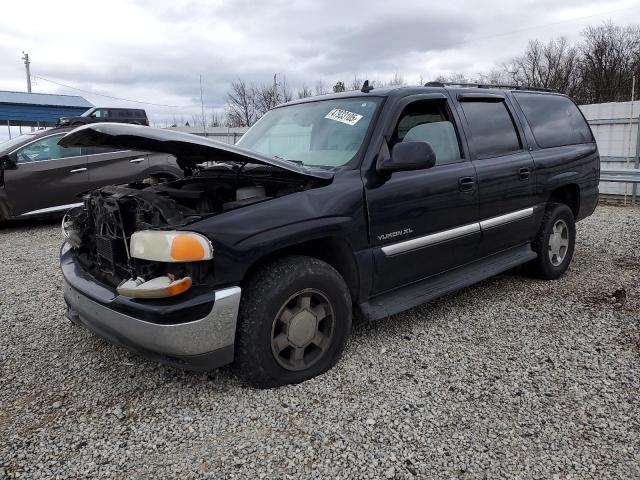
[65,165,323,287]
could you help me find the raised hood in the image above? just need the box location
[58,123,334,180]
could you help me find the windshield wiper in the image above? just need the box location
[273,155,304,166]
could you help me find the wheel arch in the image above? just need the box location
[242,236,360,303]
[548,183,580,218]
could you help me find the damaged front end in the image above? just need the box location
[60,124,332,296]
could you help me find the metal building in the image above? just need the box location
[0,90,93,137]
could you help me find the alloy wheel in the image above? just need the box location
[270,288,335,371]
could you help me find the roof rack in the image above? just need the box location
[424,81,556,93]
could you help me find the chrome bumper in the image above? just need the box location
[63,280,241,370]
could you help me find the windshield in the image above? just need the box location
[81,108,95,117]
[237,97,382,167]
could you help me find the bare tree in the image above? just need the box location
[504,37,581,95]
[386,72,407,86]
[314,80,328,96]
[191,114,205,129]
[209,110,223,127]
[279,75,293,103]
[226,78,257,127]
[433,72,472,84]
[477,68,512,85]
[297,85,313,98]
[578,23,640,103]
[349,74,363,91]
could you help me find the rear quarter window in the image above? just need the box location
[513,93,593,148]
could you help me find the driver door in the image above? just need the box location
[4,133,89,216]
[365,95,480,294]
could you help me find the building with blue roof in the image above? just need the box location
[0,90,93,130]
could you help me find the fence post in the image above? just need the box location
[632,115,640,205]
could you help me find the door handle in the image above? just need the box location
[519,167,530,180]
[129,158,145,164]
[69,168,87,173]
[458,176,475,192]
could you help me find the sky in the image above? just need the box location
[0,0,639,136]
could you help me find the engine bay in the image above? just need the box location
[65,165,327,287]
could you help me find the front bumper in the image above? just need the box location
[61,244,241,371]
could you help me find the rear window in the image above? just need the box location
[460,100,521,158]
[513,93,593,148]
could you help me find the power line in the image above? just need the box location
[463,5,640,43]
[32,74,190,108]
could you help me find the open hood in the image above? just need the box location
[58,123,334,180]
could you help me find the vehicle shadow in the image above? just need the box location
[0,216,61,230]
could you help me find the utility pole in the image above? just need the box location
[273,73,278,108]
[199,74,206,135]
[22,52,32,93]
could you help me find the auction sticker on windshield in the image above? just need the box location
[324,108,363,126]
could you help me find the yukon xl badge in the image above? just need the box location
[378,228,413,241]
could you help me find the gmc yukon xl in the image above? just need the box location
[59,83,599,388]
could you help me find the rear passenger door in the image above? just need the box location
[453,92,536,257]
[84,146,149,189]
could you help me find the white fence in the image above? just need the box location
[580,101,640,200]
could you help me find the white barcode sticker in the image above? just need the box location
[324,108,363,126]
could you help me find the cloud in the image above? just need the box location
[0,0,638,126]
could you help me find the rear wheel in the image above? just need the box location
[232,255,352,388]
[525,203,576,279]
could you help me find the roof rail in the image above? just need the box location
[424,81,556,93]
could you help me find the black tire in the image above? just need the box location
[525,203,576,280]
[232,255,352,388]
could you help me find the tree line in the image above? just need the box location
[219,22,640,127]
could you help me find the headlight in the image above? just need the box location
[130,230,213,262]
[61,211,83,248]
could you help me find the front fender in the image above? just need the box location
[188,170,367,287]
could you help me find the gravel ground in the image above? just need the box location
[1,205,639,479]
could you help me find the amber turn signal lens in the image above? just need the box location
[171,235,206,261]
[167,276,192,296]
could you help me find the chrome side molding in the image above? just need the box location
[479,207,533,230]
[20,202,83,216]
[381,207,534,256]
[382,223,479,256]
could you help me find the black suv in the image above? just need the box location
[0,126,182,220]
[59,84,599,388]
[58,107,149,127]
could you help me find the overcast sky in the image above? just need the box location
[1,0,640,129]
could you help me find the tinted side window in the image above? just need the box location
[15,134,82,163]
[460,100,521,158]
[514,93,593,148]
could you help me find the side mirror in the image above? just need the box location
[377,141,436,173]
[0,154,16,170]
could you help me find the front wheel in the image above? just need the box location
[525,203,576,280]
[232,256,352,388]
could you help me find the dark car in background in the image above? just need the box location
[57,107,150,127]
[0,126,182,220]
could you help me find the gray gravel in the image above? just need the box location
[1,205,639,479]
